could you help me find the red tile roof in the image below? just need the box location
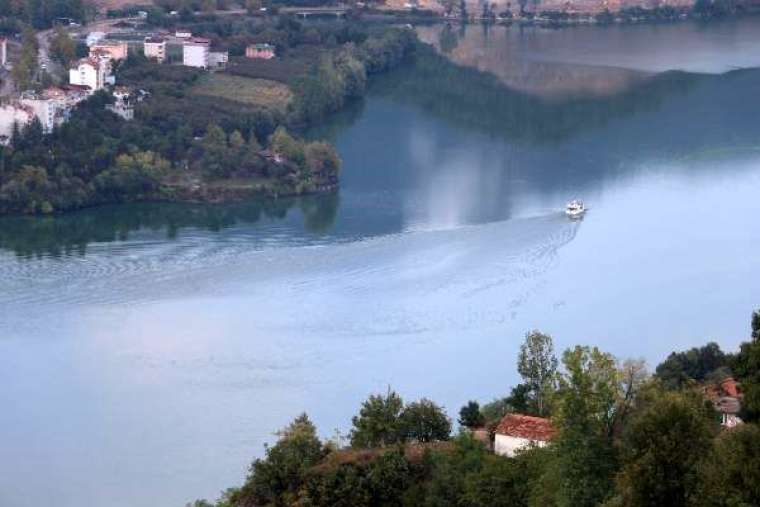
[495,414,556,441]
[721,378,740,398]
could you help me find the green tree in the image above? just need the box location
[517,330,558,416]
[698,423,760,507]
[752,309,760,340]
[350,388,405,448]
[614,389,717,507]
[50,25,76,66]
[228,130,245,150]
[400,398,451,443]
[304,141,341,183]
[458,400,486,428]
[733,342,760,422]
[550,346,621,507]
[94,151,169,199]
[269,126,304,166]
[655,342,728,390]
[11,29,39,91]
[480,384,531,423]
[238,413,325,506]
[200,123,230,177]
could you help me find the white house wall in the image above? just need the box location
[494,434,548,457]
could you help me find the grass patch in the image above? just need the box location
[190,73,293,111]
[225,46,323,83]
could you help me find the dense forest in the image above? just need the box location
[0,0,88,30]
[0,20,416,215]
[191,311,760,507]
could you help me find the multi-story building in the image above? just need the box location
[143,36,167,63]
[0,87,87,144]
[89,42,129,61]
[0,37,7,67]
[69,56,113,92]
[0,103,32,145]
[183,38,210,68]
[18,92,58,133]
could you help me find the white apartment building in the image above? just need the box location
[183,38,210,68]
[143,36,167,63]
[19,94,57,133]
[69,56,113,92]
[0,87,87,144]
[0,103,32,145]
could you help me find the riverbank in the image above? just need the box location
[0,23,415,216]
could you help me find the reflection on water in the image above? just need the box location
[0,194,340,259]
[3,18,760,507]
[418,19,760,98]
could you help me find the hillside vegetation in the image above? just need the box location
[193,313,760,507]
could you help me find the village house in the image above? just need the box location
[209,50,229,69]
[175,28,193,39]
[89,41,129,61]
[106,87,135,121]
[183,38,211,68]
[704,377,744,429]
[143,36,167,63]
[493,414,556,457]
[245,43,276,60]
[0,37,7,67]
[69,55,114,92]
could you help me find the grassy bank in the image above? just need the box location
[190,74,293,111]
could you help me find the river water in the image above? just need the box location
[3,18,760,507]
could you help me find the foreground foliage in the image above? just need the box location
[192,311,760,507]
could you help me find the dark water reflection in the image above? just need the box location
[0,195,340,259]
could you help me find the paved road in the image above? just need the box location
[36,28,63,81]
[34,17,133,83]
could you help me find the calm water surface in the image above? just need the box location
[3,19,760,507]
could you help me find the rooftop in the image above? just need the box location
[495,414,556,441]
[721,377,741,398]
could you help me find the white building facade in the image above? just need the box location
[0,87,87,144]
[183,38,210,68]
[0,104,32,145]
[69,57,113,92]
[143,37,167,63]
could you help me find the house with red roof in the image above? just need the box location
[704,377,744,429]
[494,413,556,457]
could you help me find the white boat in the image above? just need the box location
[565,199,585,218]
